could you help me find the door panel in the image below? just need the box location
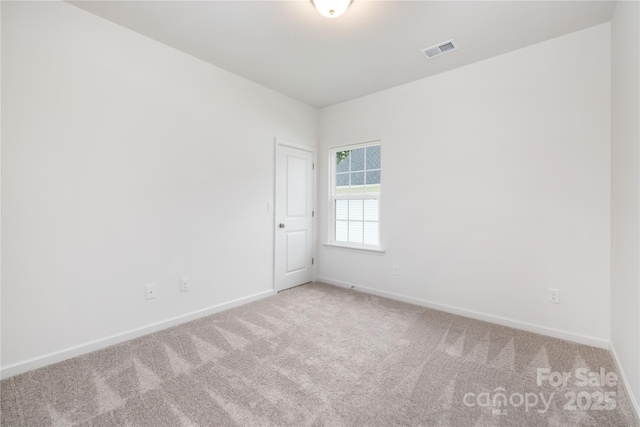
[286,231,307,273]
[275,143,314,292]
[286,156,308,218]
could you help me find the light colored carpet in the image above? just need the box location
[1,282,637,426]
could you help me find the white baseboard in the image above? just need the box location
[610,342,640,424]
[316,276,609,349]
[0,289,275,380]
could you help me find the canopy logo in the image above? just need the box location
[463,388,554,414]
[462,367,619,416]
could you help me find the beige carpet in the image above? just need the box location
[1,282,637,426]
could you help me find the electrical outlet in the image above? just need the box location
[393,265,400,276]
[146,284,157,300]
[547,288,560,304]
[180,277,190,292]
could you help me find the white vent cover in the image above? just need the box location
[421,39,458,60]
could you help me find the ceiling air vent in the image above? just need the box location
[421,39,458,60]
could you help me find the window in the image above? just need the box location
[330,142,381,248]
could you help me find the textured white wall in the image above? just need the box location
[1,2,316,370]
[317,24,612,344]
[611,0,640,410]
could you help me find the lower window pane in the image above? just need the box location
[335,221,348,242]
[336,200,348,220]
[363,222,379,245]
[348,199,363,221]
[348,221,363,243]
[333,198,379,246]
[363,199,379,221]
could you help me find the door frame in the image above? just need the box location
[273,138,316,293]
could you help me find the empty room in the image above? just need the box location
[2,0,639,426]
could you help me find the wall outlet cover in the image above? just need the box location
[547,288,560,304]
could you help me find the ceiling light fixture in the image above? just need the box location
[311,0,353,18]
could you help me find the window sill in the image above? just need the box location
[323,243,386,254]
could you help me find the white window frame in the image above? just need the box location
[326,140,384,253]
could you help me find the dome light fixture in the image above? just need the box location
[311,0,353,18]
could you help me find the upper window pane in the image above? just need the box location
[336,173,349,187]
[350,148,365,172]
[334,145,380,196]
[351,171,365,186]
[366,145,381,170]
[336,151,350,173]
[366,170,380,185]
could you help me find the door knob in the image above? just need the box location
[279,223,285,228]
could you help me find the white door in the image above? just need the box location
[275,142,314,292]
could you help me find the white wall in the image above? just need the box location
[611,0,640,412]
[1,1,316,373]
[317,24,612,346]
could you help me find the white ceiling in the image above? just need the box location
[68,1,616,108]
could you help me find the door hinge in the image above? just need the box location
[313,163,315,170]
[312,258,315,265]
[312,210,315,218]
